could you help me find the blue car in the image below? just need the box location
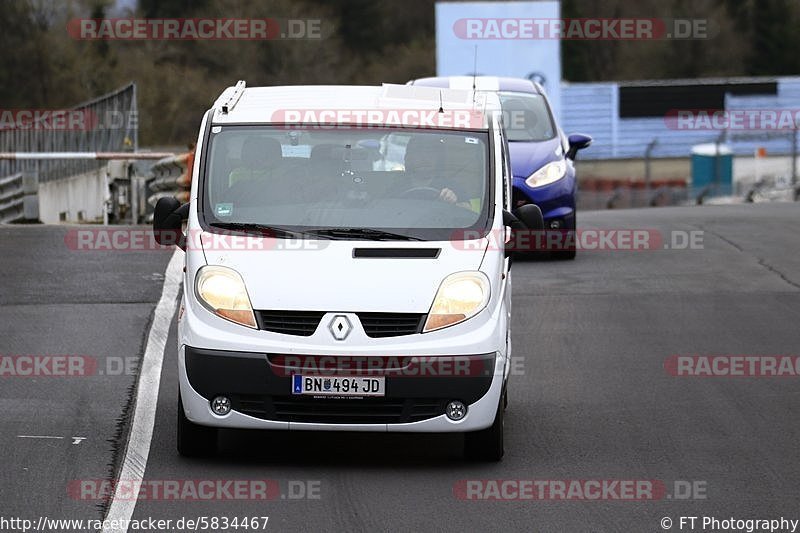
[408,76,591,259]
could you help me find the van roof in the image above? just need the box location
[210,82,499,130]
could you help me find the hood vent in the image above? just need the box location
[352,248,440,259]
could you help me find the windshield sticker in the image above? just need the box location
[281,145,312,158]
[465,137,479,144]
[215,203,234,217]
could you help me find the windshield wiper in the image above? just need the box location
[209,223,424,241]
[307,227,424,241]
[208,222,308,239]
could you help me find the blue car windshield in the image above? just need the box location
[200,126,492,241]
[498,92,557,142]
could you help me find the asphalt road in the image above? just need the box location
[0,225,172,523]
[3,203,800,532]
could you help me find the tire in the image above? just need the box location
[177,393,218,457]
[464,395,504,462]
[551,213,577,260]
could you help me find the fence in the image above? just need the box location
[0,83,138,184]
[560,77,800,162]
[577,179,797,211]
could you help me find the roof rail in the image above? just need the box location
[220,80,246,114]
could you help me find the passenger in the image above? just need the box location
[228,137,282,187]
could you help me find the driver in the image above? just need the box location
[398,134,483,211]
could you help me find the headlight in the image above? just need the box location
[525,159,566,188]
[424,272,490,332]
[195,266,257,329]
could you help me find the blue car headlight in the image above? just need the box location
[525,159,566,188]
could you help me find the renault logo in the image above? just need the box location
[328,315,352,341]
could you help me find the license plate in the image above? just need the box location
[292,375,385,397]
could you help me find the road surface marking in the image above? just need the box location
[17,435,64,439]
[102,250,182,533]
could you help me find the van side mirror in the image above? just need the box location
[503,204,544,257]
[513,204,544,231]
[566,133,592,160]
[153,197,189,249]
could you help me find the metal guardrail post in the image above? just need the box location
[606,187,622,209]
[644,139,657,193]
[22,171,39,221]
[649,185,667,207]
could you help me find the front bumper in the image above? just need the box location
[179,345,504,432]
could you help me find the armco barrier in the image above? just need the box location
[578,178,688,210]
[0,171,38,223]
[147,151,193,210]
[577,177,796,209]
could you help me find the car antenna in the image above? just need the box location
[472,45,478,92]
[438,90,444,113]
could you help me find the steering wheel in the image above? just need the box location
[400,186,442,200]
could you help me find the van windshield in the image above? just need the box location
[200,126,492,241]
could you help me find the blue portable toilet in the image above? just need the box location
[691,143,733,192]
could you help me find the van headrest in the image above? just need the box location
[241,137,282,167]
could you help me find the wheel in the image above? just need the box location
[464,394,504,462]
[177,393,218,457]
[551,213,577,260]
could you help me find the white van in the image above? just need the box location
[153,81,543,461]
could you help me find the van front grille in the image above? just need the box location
[356,312,426,338]
[255,311,324,336]
[254,311,426,338]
